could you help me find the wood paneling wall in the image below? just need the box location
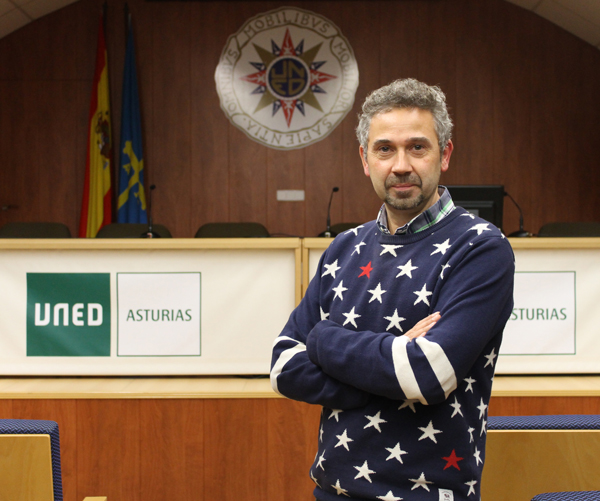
[1,0,600,238]
[1,395,599,501]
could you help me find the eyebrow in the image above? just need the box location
[371,136,433,147]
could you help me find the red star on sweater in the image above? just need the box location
[358,261,373,278]
[442,449,464,470]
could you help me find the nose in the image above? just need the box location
[390,150,413,175]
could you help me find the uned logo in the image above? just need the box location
[27,273,111,356]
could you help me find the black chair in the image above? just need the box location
[0,222,71,238]
[537,222,600,237]
[96,223,172,238]
[195,222,269,238]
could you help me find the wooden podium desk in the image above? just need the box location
[1,375,600,501]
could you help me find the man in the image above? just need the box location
[270,78,514,501]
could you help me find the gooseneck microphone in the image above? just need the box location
[504,190,532,237]
[324,186,340,237]
[141,184,160,238]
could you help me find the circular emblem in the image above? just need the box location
[215,7,359,150]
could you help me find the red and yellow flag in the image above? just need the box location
[79,16,112,238]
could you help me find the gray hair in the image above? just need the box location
[356,78,453,157]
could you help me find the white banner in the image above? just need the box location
[0,242,299,375]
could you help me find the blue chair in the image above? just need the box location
[482,415,600,501]
[532,492,600,501]
[0,418,63,501]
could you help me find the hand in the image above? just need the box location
[404,312,441,341]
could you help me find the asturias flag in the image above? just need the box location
[79,16,112,238]
[117,16,147,223]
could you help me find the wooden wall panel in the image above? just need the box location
[203,398,268,501]
[139,399,205,500]
[1,0,600,237]
[266,398,321,501]
[76,399,141,501]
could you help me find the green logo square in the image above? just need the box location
[26,273,111,356]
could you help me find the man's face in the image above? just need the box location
[360,107,453,229]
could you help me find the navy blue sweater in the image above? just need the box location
[271,208,514,501]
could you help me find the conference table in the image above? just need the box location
[1,237,600,500]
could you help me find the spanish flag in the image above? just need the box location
[79,15,112,238]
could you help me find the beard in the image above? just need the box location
[383,174,425,211]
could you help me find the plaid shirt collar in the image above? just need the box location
[376,186,455,235]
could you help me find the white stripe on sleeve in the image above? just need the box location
[415,337,458,398]
[391,335,426,404]
[270,337,307,395]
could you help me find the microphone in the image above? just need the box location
[504,190,532,237]
[141,184,160,238]
[323,186,339,237]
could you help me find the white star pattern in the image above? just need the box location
[310,470,321,488]
[332,280,348,300]
[343,307,361,328]
[461,212,476,220]
[377,491,403,501]
[484,348,497,368]
[477,398,488,419]
[398,400,417,413]
[385,442,408,463]
[329,409,343,422]
[320,307,329,321]
[322,259,341,278]
[431,238,452,255]
[320,424,324,442]
[368,283,387,303]
[473,446,482,465]
[331,479,350,496]
[450,396,463,417]
[380,244,403,257]
[316,450,326,470]
[481,417,487,436]
[335,429,354,451]
[409,472,433,491]
[345,225,364,236]
[440,262,451,279]
[467,427,475,443]
[465,480,477,496]
[469,223,492,235]
[417,421,442,443]
[352,241,367,255]
[413,283,432,306]
[384,309,405,333]
[396,259,418,279]
[464,377,476,392]
[364,411,387,433]
[354,460,376,483]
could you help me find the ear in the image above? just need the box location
[440,140,453,173]
[359,145,370,177]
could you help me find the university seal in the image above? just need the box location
[215,7,359,150]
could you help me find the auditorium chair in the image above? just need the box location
[0,418,107,501]
[537,222,600,237]
[194,222,270,238]
[482,415,600,501]
[95,222,172,238]
[531,492,600,501]
[0,222,72,238]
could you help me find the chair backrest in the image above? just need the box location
[0,418,63,501]
[0,222,72,238]
[538,222,600,237]
[482,415,600,501]
[95,223,172,238]
[195,222,269,238]
[531,492,600,501]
